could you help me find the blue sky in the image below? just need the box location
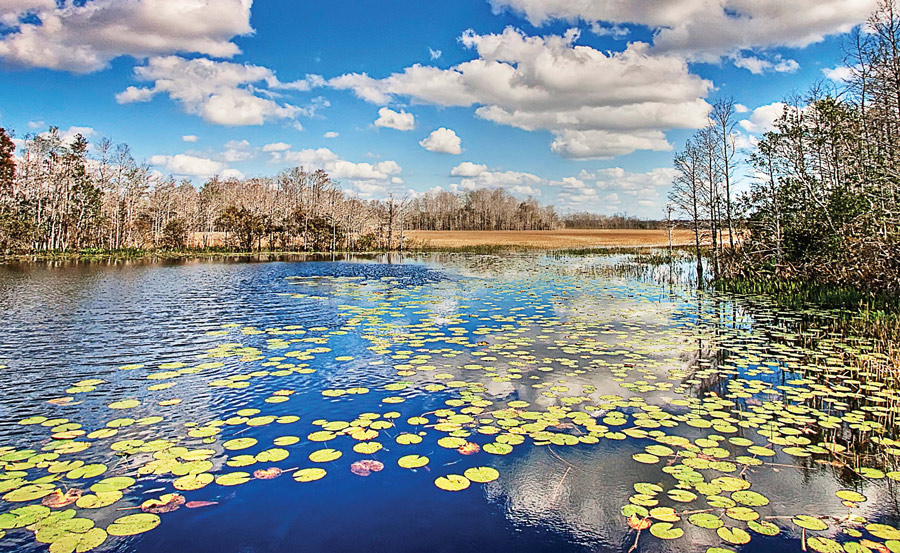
[0,0,874,217]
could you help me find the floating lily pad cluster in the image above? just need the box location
[0,257,898,553]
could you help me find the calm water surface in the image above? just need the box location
[0,254,897,553]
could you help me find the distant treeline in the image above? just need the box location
[0,130,660,255]
[562,212,663,230]
[671,1,900,295]
[405,188,559,231]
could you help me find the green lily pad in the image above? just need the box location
[836,490,867,503]
[747,519,780,536]
[732,490,769,507]
[807,537,843,553]
[464,467,499,483]
[215,472,251,486]
[309,449,342,463]
[792,515,828,531]
[717,526,751,545]
[106,513,160,536]
[294,468,327,482]
[66,464,107,480]
[90,477,134,493]
[649,522,684,540]
[435,475,470,491]
[867,524,900,540]
[398,455,429,469]
[255,448,289,463]
[689,513,724,529]
[173,473,213,491]
[223,438,257,451]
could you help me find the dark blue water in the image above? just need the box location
[0,254,897,553]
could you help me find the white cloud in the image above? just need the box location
[450,162,488,177]
[374,107,415,131]
[271,147,403,199]
[148,153,227,178]
[0,0,254,73]
[429,47,442,60]
[739,102,786,134]
[221,168,245,180]
[331,27,711,159]
[182,135,199,142]
[116,87,157,103]
[589,22,629,39]
[262,142,291,152]
[221,139,253,162]
[0,0,54,26]
[553,167,677,215]
[117,56,324,126]
[824,65,856,83]
[455,169,544,196]
[61,126,96,141]
[489,0,876,63]
[550,129,671,159]
[734,104,749,114]
[323,131,339,138]
[603,192,621,205]
[419,127,462,154]
[731,53,800,75]
[39,126,96,146]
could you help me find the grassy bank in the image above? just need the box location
[0,247,353,264]
[716,277,900,343]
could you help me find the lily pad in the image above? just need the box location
[294,468,327,482]
[309,449,342,463]
[435,475,470,491]
[398,455,429,469]
[650,522,684,540]
[464,466,500,483]
[106,513,160,536]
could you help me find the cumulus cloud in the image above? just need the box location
[429,47,442,60]
[221,139,254,162]
[221,168,245,180]
[116,56,325,126]
[552,167,678,215]
[148,153,227,178]
[824,65,856,83]
[455,169,543,196]
[37,126,96,146]
[550,130,671,159]
[0,0,54,26]
[323,131,339,138]
[489,0,876,63]
[450,162,488,177]
[331,27,711,158]
[374,107,415,131]
[270,147,403,199]
[0,0,254,73]
[182,135,199,142]
[262,142,291,152]
[731,53,800,75]
[420,127,462,154]
[739,102,786,134]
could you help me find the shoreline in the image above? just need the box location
[0,229,700,264]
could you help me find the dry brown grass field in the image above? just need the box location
[405,229,700,250]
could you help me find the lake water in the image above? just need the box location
[0,253,898,553]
